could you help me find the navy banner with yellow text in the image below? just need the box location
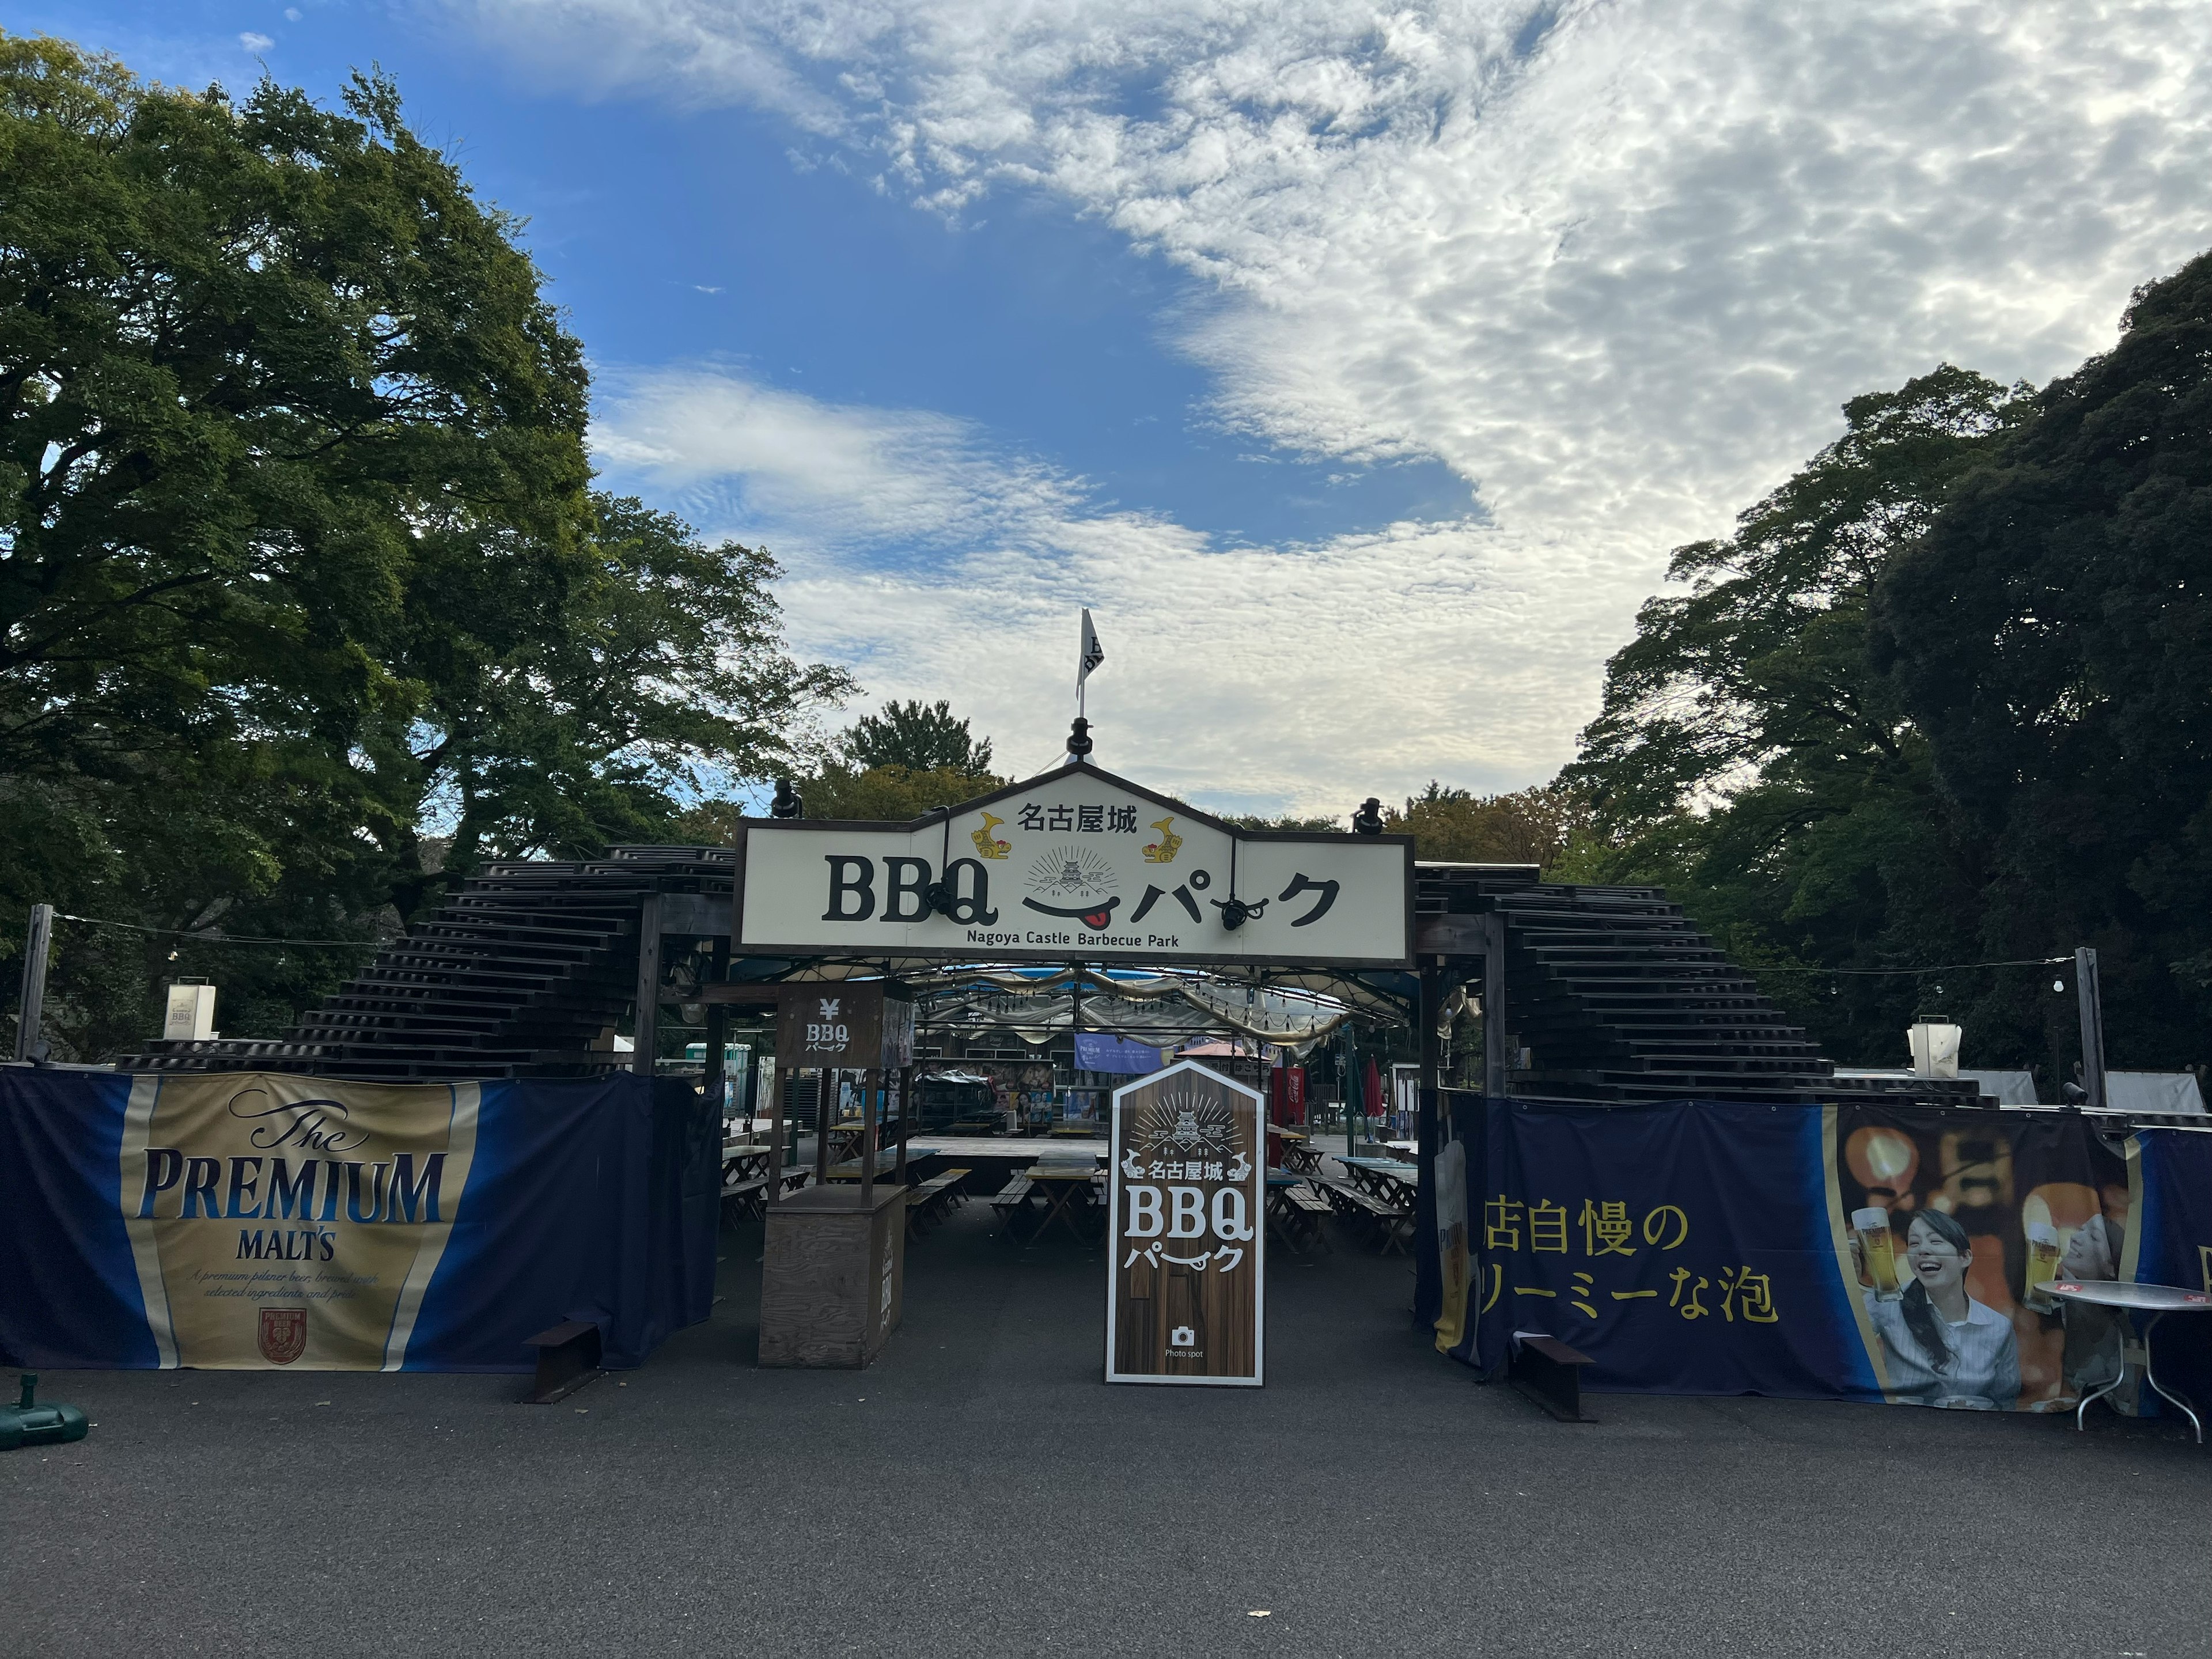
[0,1070,718,1372]
[1433,1095,2212,1417]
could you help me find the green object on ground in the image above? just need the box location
[0,1373,90,1451]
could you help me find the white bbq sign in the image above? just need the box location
[736,762,1411,967]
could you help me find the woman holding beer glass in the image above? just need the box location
[1852,1209,2020,1410]
[2055,1212,2127,1397]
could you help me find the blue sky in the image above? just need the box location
[13,1,2211,812]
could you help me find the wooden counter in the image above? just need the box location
[759,1183,908,1368]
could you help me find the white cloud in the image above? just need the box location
[593,366,1579,812]
[474,0,2212,802]
[239,31,275,52]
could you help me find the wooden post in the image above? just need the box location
[2075,946,2108,1111]
[861,1065,878,1206]
[631,891,663,1077]
[1419,957,1444,1131]
[701,937,729,1119]
[1069,963,1084,1127]
[894,1062,912,1186]
[767,1066,789,1210]
[1342,1025,1359,1157]
[814,1070,832,1184]
[14,902,53,1063]
[1482,913,1508,1098]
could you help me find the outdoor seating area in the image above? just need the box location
[932,1133,1411,1260]
[906,1168,972,1233]
[1311,1156,1418,1254]
[1266,1173,1336,1256]
[990,1150,1108,1243]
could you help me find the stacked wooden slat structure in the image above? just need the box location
[128,849,1968,1104]
[1415,864,1976,1105]
[123,846,732,1081]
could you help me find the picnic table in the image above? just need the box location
[1269,1126,1323,1177]
[824,1147,935,1184]
[986,1161,1100,1242]
[1317,1160,1415,1255]
[1338,1156,1418,1201]
[1265,1171,1332,1255]
[721,1141,771,1184]
[906,1166,972,1234]
[719,1152,806,1222]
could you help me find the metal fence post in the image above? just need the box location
[13,903,54,1062]
[631,891,663,1078]
[2075,945,2107,1111]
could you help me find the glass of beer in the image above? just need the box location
[2023,1221,2062,1312]
[1854,1206,1903,1301]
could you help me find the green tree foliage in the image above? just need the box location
[0,37,846,1058]
[1565,258,2212,1077]
[378,495,850,901]
[1221,812,1343,832]
[1877,251,2212,1071]
[677,699,1002,828]
[842,698,993,774]
[1387,781,1586,873]
[1560,366,2037,1061]
[802,762,1006,822]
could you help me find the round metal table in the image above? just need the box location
[2042,1279,2212,1442]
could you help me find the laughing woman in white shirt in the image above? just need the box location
[1860,1209,2021,1410]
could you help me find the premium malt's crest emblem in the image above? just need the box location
[257,1305,308,1365]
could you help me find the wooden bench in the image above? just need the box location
[948,1116,1003,1137]
[1284,1182,1334,1253]
[1313,1177,1412,1254]
[1509,1333,1596,1422]
[1264,1181,1335,1256]
[988,1175,1036,1238]
[721,1176,769,1224]
[725,1166,811,1223]
[521,1320,602,1405]
[907,1168,972,1233]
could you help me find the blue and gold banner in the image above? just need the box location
[1435,1095,2212,1417]
[0,1070,717,1372]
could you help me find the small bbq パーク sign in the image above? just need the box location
[773,983,914,1072]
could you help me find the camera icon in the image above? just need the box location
[1169,1325,1196,1347]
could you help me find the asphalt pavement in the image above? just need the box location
[5,1192,2207,1657]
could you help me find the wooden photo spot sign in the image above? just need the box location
[1105,1060,1264,1386]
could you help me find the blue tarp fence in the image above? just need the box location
[1419,1093,2212,1418]
[0,1069,718,1372]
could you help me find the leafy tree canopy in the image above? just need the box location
[1555,366,2040,1061]
[1560,258,2212,1077]
[0,36,849,1059]
[1387,781,1586,873]
[1222,812,1343,832]
[804,762,1007,823]
[842,698,993,775]
[1877,249,2212,1067]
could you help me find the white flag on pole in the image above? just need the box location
[1078,609,1105,683]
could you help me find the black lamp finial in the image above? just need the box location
[1066,717,1094,761]
[770,776,803,819]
